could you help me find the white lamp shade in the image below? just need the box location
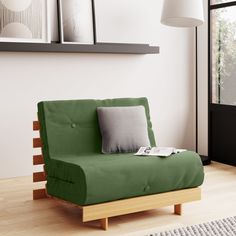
[161,0,204,27]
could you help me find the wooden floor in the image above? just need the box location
[0,162,236,236]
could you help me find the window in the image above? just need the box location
[210,1,236,105]
[211,0,234,3]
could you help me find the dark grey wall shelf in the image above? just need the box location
[0,42,159,54]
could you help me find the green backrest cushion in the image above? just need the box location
[38,97,156,161]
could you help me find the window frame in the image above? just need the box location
[209,0,236,105]
[208,0,236,161]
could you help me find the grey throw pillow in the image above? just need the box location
[97,106,150,154]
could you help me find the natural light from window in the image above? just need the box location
[211,4,236,105]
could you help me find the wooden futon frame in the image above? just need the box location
[33,120,201,230]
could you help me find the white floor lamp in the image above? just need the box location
[161,0,209,164]
[161,0,204,27]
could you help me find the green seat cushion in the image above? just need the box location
[46,151,204,205]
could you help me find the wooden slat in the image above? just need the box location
[33,121,40,131]
[33,188,48,200]
[82,188,201,222]
[33,155,44,165]
[33,138,42,148]
[33,171,46,182]
[43,165,47,177]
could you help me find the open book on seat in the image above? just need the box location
[135,147,186,157]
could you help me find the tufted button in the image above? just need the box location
[71,123,76,128]
[144,185,150,192]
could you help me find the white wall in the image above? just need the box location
[0,0,195,178]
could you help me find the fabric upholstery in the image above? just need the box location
[46,151,204,205]
[38,97,156,164]
[37,97,204,206]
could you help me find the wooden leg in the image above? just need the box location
[174,204,182,215]
[100,218,108,230]
[33,188,48,200]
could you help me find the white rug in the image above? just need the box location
[125,216,236,236]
